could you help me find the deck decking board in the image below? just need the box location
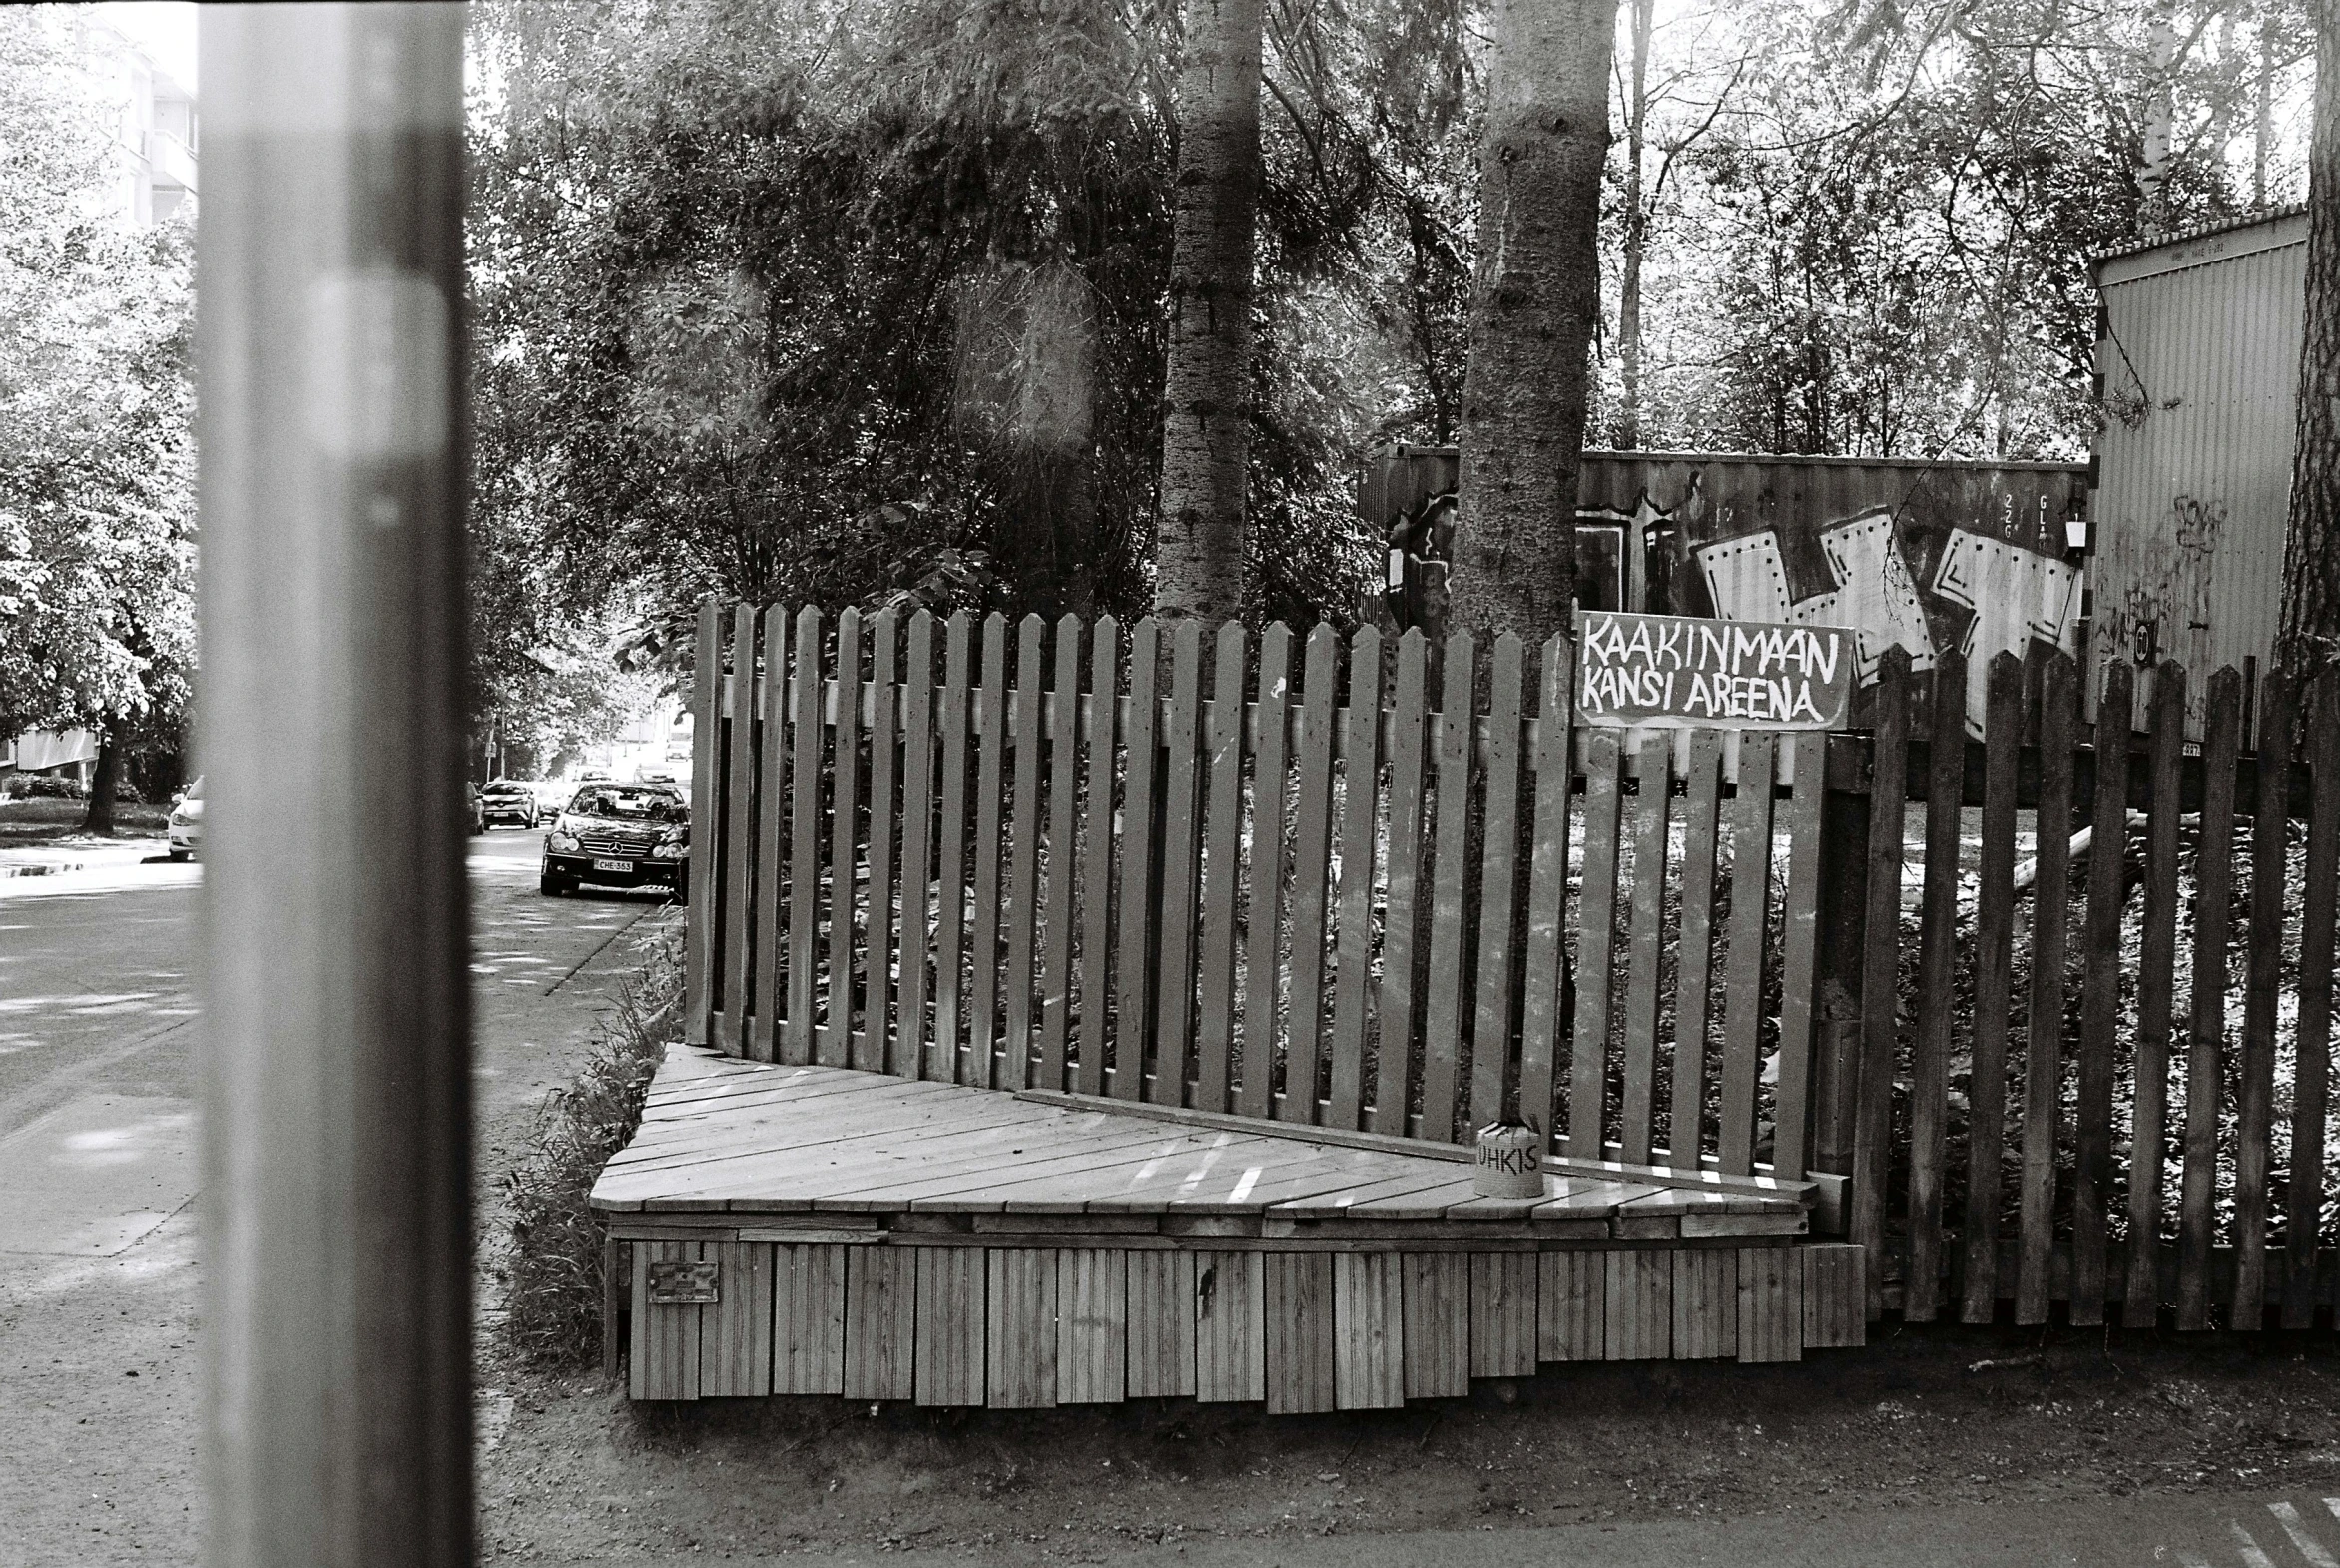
[773,1243,847,1394]
[1057,1248,1129,1404]
[1195,1251,1264,1402]
[1538,1251,1604,1361]
[1332,1252,1405,1409]
[843,1246,916,1400]
[1128,1250,1199,1397]
[1401,1252,1469,1397]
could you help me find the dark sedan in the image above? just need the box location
[540,782,688,898]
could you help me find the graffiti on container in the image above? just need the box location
[2088,492,2223,684]
[1695,507,1937,685]
[1931,530,2083,736]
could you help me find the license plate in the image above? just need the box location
[592,857,634,873]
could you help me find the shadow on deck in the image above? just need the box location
[593,1046,1867,1410]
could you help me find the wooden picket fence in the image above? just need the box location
[1850,645,2340,1332]
[679,598,2340,1331]
[681,600,1839,1197]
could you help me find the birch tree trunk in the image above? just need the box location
[1449,0,1617,647]
[2279,5,2340,677]
[1154,0,1263,623]
[1617,0,1654,453]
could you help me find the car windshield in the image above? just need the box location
[568,785,684,822]
[484,781,528,792]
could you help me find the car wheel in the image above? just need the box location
[167,849,190,863]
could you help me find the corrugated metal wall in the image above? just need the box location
[1358,448,2087,733]
[2089,213,2306,741]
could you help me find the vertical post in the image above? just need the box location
[1811,736,1870,1179]
[199,9,471,1567]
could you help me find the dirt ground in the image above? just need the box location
[473,1314,2340,1562]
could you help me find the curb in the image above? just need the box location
[0,860,93,879]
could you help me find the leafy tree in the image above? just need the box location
[0,11,196,830]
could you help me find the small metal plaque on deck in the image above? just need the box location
[647,1260,720,1305]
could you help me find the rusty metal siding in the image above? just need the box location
[2089,212,2306,739]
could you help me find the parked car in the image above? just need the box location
[168,776,203,860]
[540,782,688,899]
[480,778,541,828]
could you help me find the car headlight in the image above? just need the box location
[652,832,687,859]
[549,822,580,851]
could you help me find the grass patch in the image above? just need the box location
[0,797,169,843]
[499,928,683,1368]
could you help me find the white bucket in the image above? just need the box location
[1472,1122,1543,1200]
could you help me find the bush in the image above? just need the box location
[499,928,683,1367]
[12,773,86,799]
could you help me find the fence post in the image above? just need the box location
[1811,734,1871,1181]
[199,7,471,1563]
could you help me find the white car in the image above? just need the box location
[168,777,203,860]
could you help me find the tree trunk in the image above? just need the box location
[1616,0,1654,453]
[1449,0,1617,647]
[83,720,120,834]
[1154,0,1263,624]
[2278,6,2340,678]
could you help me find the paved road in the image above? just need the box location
[0,826,682,1566]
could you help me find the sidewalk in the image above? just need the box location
[0,837,170,878]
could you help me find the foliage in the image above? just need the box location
[1593,0,2321,460]
[0,12,196,753]
[499,926,682,1368]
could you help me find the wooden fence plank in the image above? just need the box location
[929,612,974,1083]
[1736,1246,1801,1363]
[1853,648,1911,1316]
[787,607,826,1066]
[772,1243,846,1395]
[1195,624,1249,1114]
[1075,617,1120,1098]
[1468,634,1527,1133]
[1604,1250,1671,1360]
[720,603,759,1057]
[827,608,863,1069]
[2016,653,2074,1325]
[2288,672,2340,1329]
[1402,1252,1469,1395]
[864,609,900,1071]
[702,1241,774,1397]
[1537,1249,1604,1361]
[1516,635,1575,1147]
[1281,625,1342,1124]
[986,1247,1058,1409]
[896,613,937,1078]
[750,604,792,1064]
[2071,657,2130,1327]
[1329,626,1385,1130]
[913,1245,985,1406]
[1421,634,1477,1143]
[2234,670,2296,1328]
[842,1246,915,1401]
[1195,1250,1263,1403]
[1962,653,2025,1322]
[968,614,1009,1087]
[1619,734,1673,1165]
[1672,1248,1738,1360]
[1374,630,1433,1136]
[1151,620,1206,1106]
[1569,728,1627,1160]
[2125,662,2189,1327]
[1037,616,1081,1091]
[1237,625,1293,1122]
[1469,1251,1537,1377]
[2179,666,2245,1330]
[1001,616,1047,1090]
[1906,651,1966,1321]
[1113,618,1161,1101]
[1669,730,1726,1174]
[1057,1247,1128,1404]
[1772,732,1828,1182]
[1263,1251,1337,1413]
[685,600,721,1045]
[1128,1248,1198,1398]
[631,1240,702,1400]
[1332,1252,1404,1409]
[1716,731,1776,1177]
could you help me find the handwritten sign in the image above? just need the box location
[1576,610,1853,730]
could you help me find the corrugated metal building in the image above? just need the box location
[1359,448,2087,733]
[2088,207,2308,739]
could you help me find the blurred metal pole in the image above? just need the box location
[198,8,471,1566]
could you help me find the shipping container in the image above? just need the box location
[1359,447,2088,734]
[2087,206,2307,741]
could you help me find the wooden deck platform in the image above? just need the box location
[595,1047,1867,1407]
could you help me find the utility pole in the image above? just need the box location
[199,8,472,1566]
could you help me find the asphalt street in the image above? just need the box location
[0,826,682,1565]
